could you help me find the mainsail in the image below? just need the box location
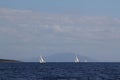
[39,56,45,63]
[74,55,80,63]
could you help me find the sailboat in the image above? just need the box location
[39,56,46,63]
[74,55,80,63]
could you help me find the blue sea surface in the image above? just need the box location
[0,62,120,80]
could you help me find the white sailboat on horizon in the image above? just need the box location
[74,55,80,63]
[39,56,46,63]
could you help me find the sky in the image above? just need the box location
[0,0,120,62]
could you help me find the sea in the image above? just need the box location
[0,62,120,80]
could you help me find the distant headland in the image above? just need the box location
[0,59,21,62]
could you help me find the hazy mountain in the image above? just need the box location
[45,53,96,62]
[26,53,97,62]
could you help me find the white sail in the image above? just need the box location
[74,55,80,63]
[39,56,45,63]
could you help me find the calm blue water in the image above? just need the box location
[0,62,120,80]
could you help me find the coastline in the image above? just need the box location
[0,59,21,62]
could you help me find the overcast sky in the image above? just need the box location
[0,0,120,62]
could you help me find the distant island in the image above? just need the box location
[0,59,21,62]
